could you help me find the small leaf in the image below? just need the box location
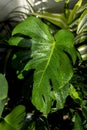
[0,100,7,118]
[73,113,83,130]
[68,0,82,24]
[0,74,8,100]
[69,84,80,100]
[8,37,23,46]
[82,106,87,120]
[3,105,26,130]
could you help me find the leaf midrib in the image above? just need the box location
[36,41,56,89]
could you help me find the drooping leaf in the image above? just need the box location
[12,17,77,115]
[82,106,87,121]
[77,9,87,34]
[0,100,7,118]
[73,113,83,130]
[0,105,26,130]
[0,74,8,118]
[8,37,24,46]
[0,74,8,100]
[68,0,82,24]
[33,12,68,29]
[69,84,80,100]
[75,32,87,44]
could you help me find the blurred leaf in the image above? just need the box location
[0,105,26,130]
[82,106,87,120]
[68,0,82,24]
[55,0,62,2]
[77,9,87,34]
[0,74,8,100]
[73,113,83,130]
[75,32,87,44]
[69,84,80,100]
[33,13,68,29]
[76,3,87,14]
[8,37,23,46]
[0,74,8,118]
[0,100,7,118]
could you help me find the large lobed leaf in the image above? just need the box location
[12,16,77,115]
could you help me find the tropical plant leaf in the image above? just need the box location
[12,16,53,41]
[0,105,26,130]
[54,29,77,64]
[12,17,77,115]
[73,113,83,130]
[0,74,8,100]
[77,9,87,34]
[50,84,69,110]
[8,37,24,46]
[0,74,8,118]
[82,106,87,121]
[33,12,68,29]
[0,100,7,118]
[69,84,80,100]
[68,0,82,24]
[75,32,87,44]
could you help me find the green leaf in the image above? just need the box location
[8,37,23,46]
[12,16,53,41]
[0,74,8,118]
[12,17,76,115]
[0,105,26,130]
[0,100,7,118]
[68,0,82,24]
[0,74,8,100]
[82,106,87,120]
[75,32,87,44]
[50,85,69,110]
[77,9,87,34]
[73,113,83,130]
[55,29,77,64]
[33,12,68,29]
[69,84,80,100]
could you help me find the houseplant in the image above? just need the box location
[0,0,87,129]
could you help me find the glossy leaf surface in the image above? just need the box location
[12,16,77,115]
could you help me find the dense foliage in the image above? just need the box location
[0,0,87,129]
